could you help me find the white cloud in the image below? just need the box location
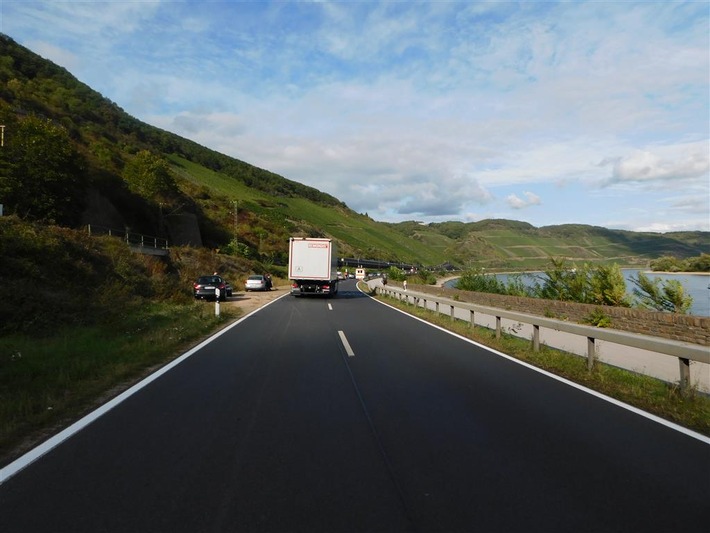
[507,192,542,210]
[604,143,710,185]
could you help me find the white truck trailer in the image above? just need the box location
[288,237,339,296]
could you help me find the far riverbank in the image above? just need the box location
[438,270,710,317]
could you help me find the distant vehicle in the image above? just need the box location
[355,268,366,280]
[193,275,232,301]
[245,274,269,292]
[288,237,339,297]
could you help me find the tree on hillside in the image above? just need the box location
[122,150,177,201]
[0,114,87,225]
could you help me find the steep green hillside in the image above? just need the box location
[168,155,450,265]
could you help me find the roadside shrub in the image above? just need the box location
[630,272,693,314]
[0,218,251,335]
[456,268,508,294]
[583,308,612,328]
[412,270,437,285]
[385,266,406,281]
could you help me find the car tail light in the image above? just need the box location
[291,282,299,288]
[194,283,201,289]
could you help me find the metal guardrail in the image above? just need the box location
[377,285,709,390]
[87,224,169,251]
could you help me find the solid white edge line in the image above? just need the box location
[338,330,355,357]
[0,293,290,485]
[361,285,710,445]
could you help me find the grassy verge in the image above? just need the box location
[373,289,710,436]
[0,301,240,465]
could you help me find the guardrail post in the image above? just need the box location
[679,357,690,391]
[533,325,540,352]
[496,316,502,339]
[587,337,596,370]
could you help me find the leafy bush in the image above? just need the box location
[456,268,510,294]
[588,264,631,307]
[650,254,710,273]
[534,258,630,307]
[630,272,693,314]
[412,270,437,285]
[385,266,407,281]
[583,308,612,328]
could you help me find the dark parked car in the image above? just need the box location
[193,275,233,301]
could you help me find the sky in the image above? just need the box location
[2,1,709,233]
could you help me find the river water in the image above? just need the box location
[445,269,710,317]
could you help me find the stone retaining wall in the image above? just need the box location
[401,283,710,346]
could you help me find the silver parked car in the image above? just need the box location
[245,274,269,292]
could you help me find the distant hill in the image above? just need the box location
[1,33,707,270]
[389,219,708,270]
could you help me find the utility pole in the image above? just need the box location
[234,200,239,251]
[0,126,5,216]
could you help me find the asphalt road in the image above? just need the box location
[1,280,709,532]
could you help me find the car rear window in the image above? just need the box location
[248,276,263,280]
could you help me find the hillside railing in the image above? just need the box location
[87,224,169,251]
[376,285,709,391]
